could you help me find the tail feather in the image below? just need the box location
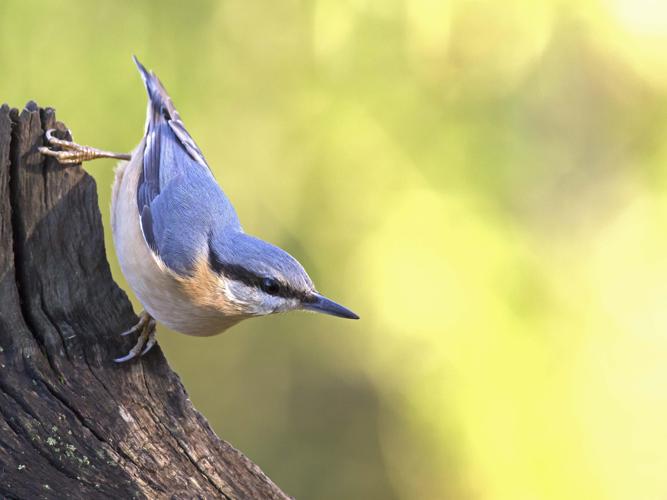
[132,55,209,168]
[133,55,181,128]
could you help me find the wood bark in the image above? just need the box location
[0,102,290,499]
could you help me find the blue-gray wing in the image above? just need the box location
[132,57,240,276]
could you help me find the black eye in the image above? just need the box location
[260,277,281,295]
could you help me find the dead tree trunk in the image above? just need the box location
[0,102,290,499]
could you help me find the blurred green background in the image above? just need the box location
[3,0,667,498]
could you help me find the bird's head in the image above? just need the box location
[205,231,359,321]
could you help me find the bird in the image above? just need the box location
[39,56,359,362]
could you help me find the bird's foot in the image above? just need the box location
[39,128,131,165]
[114,311,157,363]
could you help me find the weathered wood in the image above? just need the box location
[0,102,290,499]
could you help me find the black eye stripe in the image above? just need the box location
[208,249,256,285]
[208,247,307,300]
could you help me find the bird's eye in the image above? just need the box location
[260,277,281,295]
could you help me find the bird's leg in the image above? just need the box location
[114,310,158,363]
[39,128,131,164]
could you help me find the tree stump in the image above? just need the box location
[0,102,289,499]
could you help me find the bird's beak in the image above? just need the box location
[303,294,360,320]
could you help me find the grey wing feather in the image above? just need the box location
[139,205,157,254]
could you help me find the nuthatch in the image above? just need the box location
[40,56,358,362]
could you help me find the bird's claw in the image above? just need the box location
[114,311,157,363]
[141,334,158,356]
[39,128,131,164]
[120,310,151,336]
[39,129,92,164]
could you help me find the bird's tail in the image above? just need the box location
[133,55,181,132]
[132,55,209,167]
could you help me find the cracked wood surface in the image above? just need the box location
[0,102,290,500]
